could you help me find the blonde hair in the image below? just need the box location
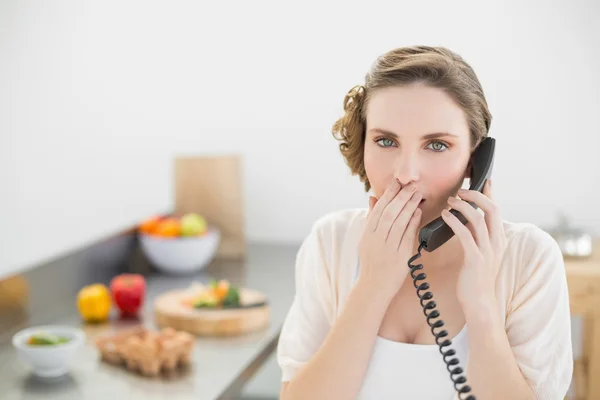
[332,45,492,192]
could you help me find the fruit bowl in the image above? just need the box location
[139,227,221,275]
[137,213,221,275]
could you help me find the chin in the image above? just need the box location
[419,202,446,225]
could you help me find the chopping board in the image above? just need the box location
[153,283,270,337]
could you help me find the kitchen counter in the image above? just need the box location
[0,242,300,400]
[5,235,595,399]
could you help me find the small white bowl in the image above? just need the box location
[139,227,221,275]
[12,325,85,378]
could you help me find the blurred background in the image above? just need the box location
[1,1,598,399]
[2,0,599,279]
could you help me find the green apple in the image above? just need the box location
[180,213,208,236]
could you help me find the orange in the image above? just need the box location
[214,280,230,301]
[139,216,163,234]
[155,218,181,237]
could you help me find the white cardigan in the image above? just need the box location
[277,208,573,399]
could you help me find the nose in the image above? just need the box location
[394,153,420,188]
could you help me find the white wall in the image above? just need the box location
[1,0,599,280]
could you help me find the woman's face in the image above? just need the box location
[363,83,472,226]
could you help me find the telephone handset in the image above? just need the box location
[419,137,496,252]
[408,137,496,400]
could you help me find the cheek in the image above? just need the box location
[424,160,466,202]
[364,146,396,198]
[364,145,470,200]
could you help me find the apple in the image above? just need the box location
[180,213,208,236]
[110,274,146,317]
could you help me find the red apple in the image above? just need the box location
[110,273,146,316]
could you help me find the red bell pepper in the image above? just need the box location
[110,273,146,316]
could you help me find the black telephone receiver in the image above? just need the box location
[419,136,496,252]
[408,136,496,400]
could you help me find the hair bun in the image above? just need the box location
[344,85,366,113]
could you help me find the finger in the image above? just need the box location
[441,209,479,257]
[368,196,378,216]
[483,179,492,199]
[481,179,505,250]
[388,191,422,245]
[447,196,490,250]
[457,181,502,244]
[376,184,419,240]
[367,180,401,232]
[398,207,422,253]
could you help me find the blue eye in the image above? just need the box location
[376,138,395,148]
[427,141,448,152]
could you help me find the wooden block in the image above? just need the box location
[174,155,246,260]
[0,275,29,311]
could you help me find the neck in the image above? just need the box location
[410,233,463,272]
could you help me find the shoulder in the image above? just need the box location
[499,219,566,296]
[310,207,368,240]
[297,208,367,289]
[501,220,563,268]
[307,208,367,257]
[296,207,367,259]
[502,219,558,250]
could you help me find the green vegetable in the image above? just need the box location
[194,297,219,308]
[27,332,70,346]
[222,287,240,307]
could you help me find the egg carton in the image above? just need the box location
[95,326,195,377]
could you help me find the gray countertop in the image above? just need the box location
[0,242,300,400]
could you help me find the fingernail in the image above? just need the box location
[458,188,466,194]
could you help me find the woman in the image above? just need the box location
[276,45,573,400]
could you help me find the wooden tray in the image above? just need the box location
[153,284,270,337]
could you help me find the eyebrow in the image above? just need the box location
[368,128,459,140]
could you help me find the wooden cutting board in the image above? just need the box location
[153,283,270,337]
[173,155,246,260]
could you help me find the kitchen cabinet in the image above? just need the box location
[565,239,600,400]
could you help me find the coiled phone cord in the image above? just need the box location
[408,242,476,400]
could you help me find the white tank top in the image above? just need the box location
[353,260,471,400]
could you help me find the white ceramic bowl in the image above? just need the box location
[12,325,85,378]
[139,227,221,275]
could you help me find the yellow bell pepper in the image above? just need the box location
[77,283,112,322]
